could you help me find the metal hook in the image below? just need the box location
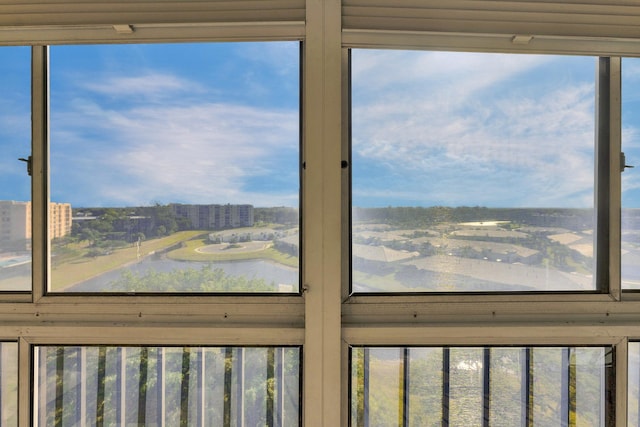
[621,152,634,172]
[18,156,32,176]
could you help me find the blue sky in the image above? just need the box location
[352,50,598,208]
[48,42,300,208]
[0,47,31,202]
[2,44,640,209]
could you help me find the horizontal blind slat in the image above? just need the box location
[344,6,640,26]
[344,17,640,39]
[0,0,305,26]
[343,0,640,39]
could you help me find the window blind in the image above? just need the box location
[0,0,305,27]
[342,0,640,55]
[343,0,640,39]
[0,0,305,44]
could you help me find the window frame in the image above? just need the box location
[338,38,633,427]
[37,42,305,300]
[3,4,640,426]
[346,50,614,297]
[348,344,616,426]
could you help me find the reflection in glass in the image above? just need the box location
[629,342,640,425]
[351,50,596,292]
[0,47,31,291]
[622,58,640,289]
[49,43,300,293]
[34,346,301,426]
[0,342,18,427]
[351,346,612,426]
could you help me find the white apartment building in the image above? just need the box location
[0,201,71,250]
[170,203,254,230]
[0,201,30,245]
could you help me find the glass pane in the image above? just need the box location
[34,345,301,426]
[49,42,300,293]
[351,50,596,292]
[449,348,483,426]
[489,348,525,426]
[622,58,640,289]
[630,342,640,425]
[350,346,612,426]
[0,342,18,427]
[0,47,31,291]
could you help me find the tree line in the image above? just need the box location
[353,206,594,231]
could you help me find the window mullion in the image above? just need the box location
[608,57,623,301]
[17,337,31,427]
[596,56,622,299]
[615,338,628,427]
[31,45,48,303]
[303,0,342,426]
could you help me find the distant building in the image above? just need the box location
[0,201,31,247]
[50,202,72,239]
[0,201,72,251]
[170,204,254,230]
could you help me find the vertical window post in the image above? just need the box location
[31,45,48,301]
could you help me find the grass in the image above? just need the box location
[166,237,299,268]
[50,230,299,290]
[50,231,205,291]
[352,270,415,292]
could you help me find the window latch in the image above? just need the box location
[18,156,32,176]
[621,152,634,173]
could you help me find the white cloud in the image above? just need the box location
[236,42,299,77]
[81,73,202,98]
[351,51,596,208]
[51,100,299,207]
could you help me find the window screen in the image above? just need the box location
[351,346,613,426]
[351,50,596,293]
[49,42,300,294]
[34,345,301,426]
[0,47,31,292]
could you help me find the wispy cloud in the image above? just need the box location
[352,51,595,208]
[51,75,298,207]
[81,73,203,99]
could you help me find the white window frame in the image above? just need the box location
[2,1,640,426]
[339,31,638,427]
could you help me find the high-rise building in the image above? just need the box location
[0,201,31,247]
[50,202,72,239]
[0,201,72,250]
[170,203,254,230]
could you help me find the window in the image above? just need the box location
[622,58,640,290]
[0,47,31,292]
[34,345,300,426]
[48,42,300,294]
[4,2,640,425]
[629,342,640,425]
[350,50,598,293]
[351,346,613,426]
[0,342,17,427]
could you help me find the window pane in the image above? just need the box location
[0,342,18,427]
[49,42,300,293]
[351,50,596,293]
[34,346,301,426]
[621,58,640,289]
[350,346,612,426]
[0,47,31,291]
[630,342,640,425]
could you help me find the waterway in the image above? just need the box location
[66,257,299,293]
